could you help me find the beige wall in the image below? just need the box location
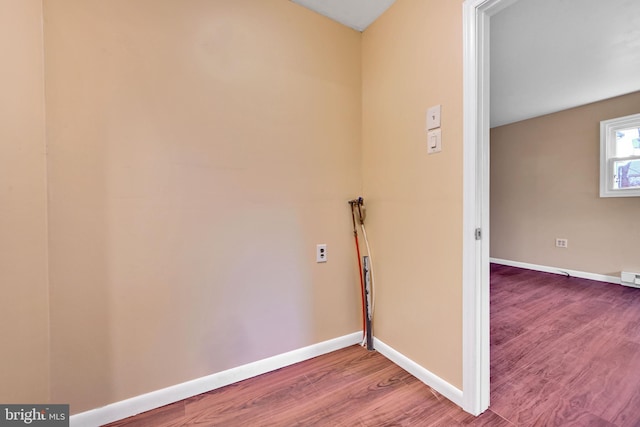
[3,0,470,413]
[491,91,640,276]
[0,0,49,403]
[44,0,362,412]
[362,0,464,388]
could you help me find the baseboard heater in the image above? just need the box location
[621,271,640,289]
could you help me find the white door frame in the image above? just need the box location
[462,0,518,415]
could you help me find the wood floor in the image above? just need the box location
[105,264,640,426]
[490,264,640,426]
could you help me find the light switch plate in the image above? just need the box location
[427,128,442,154]
[427,105,441,130]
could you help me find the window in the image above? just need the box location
[600,113,640,197]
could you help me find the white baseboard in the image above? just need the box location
[70,332,362,427]
[490,258,621,285]
[373,338,464,408]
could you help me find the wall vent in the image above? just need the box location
[621,271,640,289]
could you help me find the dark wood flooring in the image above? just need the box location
[105,264,640,426]
[107,344,509,427]
[490,264,640,426]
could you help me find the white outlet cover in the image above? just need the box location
[316,244,327,263]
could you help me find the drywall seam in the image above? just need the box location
[39,0,52,402]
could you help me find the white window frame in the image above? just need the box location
[600,112,640,198]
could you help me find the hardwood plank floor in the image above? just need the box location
[105,264,640,426]
[489,264,640,426]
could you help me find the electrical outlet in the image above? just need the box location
[316,244,327,263]
[555,238,568,248]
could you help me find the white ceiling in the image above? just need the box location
[290,0,395,32]
[491,0,640,127]
[291,0,640,128]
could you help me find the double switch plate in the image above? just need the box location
[427,105,442,154]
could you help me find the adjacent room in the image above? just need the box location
[487,0,640,424]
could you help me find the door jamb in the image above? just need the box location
[462,0,518,415]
